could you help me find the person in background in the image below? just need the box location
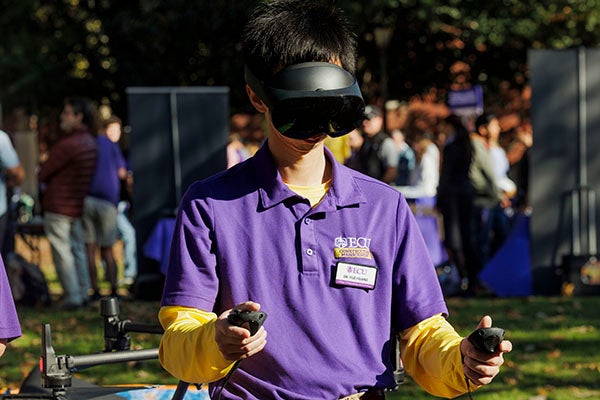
[485,113,516,255]
[38,97,98,310]
[105,116,138,287]
[343,128,364,171]
[227,132,251,169]
[385,99,409,134]
[355,104,399,184]
[505,121,532,212]
[386,100,415,186]
[395,132,439,200]
[1,254,21,358]
[158,1,511,398]
[436,114,476,294]
[0,129,25,251]
[468,113,510,294]
[391,129,415,187]
[82,116,127,301]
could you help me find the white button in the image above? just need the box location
[306,248,314,255]
[304,218,311,225]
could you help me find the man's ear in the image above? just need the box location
[246,85,268,113]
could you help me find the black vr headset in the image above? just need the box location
[245,62,365,140]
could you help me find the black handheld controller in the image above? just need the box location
[467,327,505,353]
[227,310,267,336]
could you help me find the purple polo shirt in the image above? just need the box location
[88,135,126,205]
[162,142,448,399]
[1,256,22,341]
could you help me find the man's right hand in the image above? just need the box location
[215,301,267,361]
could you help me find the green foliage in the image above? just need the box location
[2,0,600,119]
[0,0,259,118]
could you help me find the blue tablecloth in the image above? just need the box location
[411,197,448,267]
[479,212,533,297]
[143,218,176,275]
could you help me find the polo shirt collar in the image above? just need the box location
[253,140,366,211]
[324,148,367,209]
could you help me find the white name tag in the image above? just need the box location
[334,262,378,290]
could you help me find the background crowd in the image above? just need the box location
[227,87,533,297]
[1,98,136,310]
[0,76,533,310]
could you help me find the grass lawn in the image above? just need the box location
[3,238,600,399]
[2,297,599,399]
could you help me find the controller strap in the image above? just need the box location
[464,375,474,400]
[214,360,242,400]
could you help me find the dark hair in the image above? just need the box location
[445,113,472,165]
[445,114,470,137]
[102,115,122,130]
[475,113,497,131]
[64,97,99,134]
[242,0,357,81]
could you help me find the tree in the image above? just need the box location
[0,0,258,121]
[1,0,600,123]
[341,0,600,109]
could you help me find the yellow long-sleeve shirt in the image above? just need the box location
[158,306,476,398]
[158,307,235,384]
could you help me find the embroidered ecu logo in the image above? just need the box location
[333,236,372,259]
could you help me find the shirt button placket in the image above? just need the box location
[301,216,319,274]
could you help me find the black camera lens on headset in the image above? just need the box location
[245,62,366,140]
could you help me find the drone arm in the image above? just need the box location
[67,348,159,371]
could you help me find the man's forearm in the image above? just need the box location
[399,314,476,398]
[158,306,235,384]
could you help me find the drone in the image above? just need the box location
[1,298,206,400]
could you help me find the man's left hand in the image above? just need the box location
[460,315,512,386]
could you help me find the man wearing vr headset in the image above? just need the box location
[158,1,511,399]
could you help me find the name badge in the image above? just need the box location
[334,262,377,290]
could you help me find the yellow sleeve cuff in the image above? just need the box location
[158,306,235,384]
[399,314,478,398]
